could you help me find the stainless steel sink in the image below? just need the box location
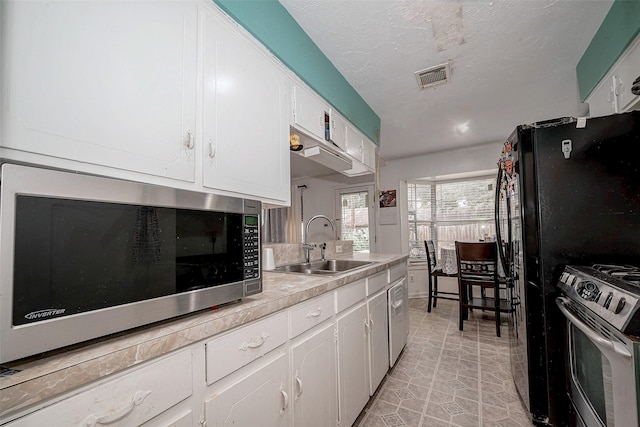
[273,259,374,275]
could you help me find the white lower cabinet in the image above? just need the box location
[336,302,370,427]
[2,264,405,427]
[141,409,193,427]
[204,352,290,427]
[290,324,338,427]
[5,349,193,427]
[367,290,390,395]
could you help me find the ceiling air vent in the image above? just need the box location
[415,62,450,90]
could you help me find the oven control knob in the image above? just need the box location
[601,292,613,308]
[608,296,626,314]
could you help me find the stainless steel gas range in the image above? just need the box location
[556,264,640,427]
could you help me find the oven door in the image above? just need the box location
[556,297,638,427]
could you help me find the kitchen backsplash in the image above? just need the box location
[263,240,354,267]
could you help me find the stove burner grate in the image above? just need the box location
[592,264,640,287]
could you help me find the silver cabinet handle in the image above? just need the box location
[185,130,194,149]
[556,297,631,359]
[369,318,374,331]
[208,139,215,158]
[238,332,269,351]
[80,390,151,427]
[306,307,323,318]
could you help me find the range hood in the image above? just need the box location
[290,129,352,175]
[303,145,352,171]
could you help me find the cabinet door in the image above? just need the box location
[345,125,364,162]
[362,138,377,171]
[291,324,338,427]
[205,353,290,427]
[292,85,328,141]
[336,302,370,427]
[202,7,289,203]
[329,109,348,151]
[367,291,389,395]
[1,1,197,181]
[615,37,640,112]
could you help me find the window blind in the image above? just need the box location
[408,176,496,260]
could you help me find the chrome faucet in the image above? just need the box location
[303,214,336,263]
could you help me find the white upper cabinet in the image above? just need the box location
[1,0,198,182]
[343,125,376,176]
[292,84,329,141]
[362,137,377,170]
[345,124,364,162]
[328,109,348,151]
[201,4,290,204]
[614,38,640,112]
[587,34,640,117]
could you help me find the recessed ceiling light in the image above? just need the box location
[456,122,470,134]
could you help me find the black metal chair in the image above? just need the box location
[455,241,514,337]
[424,240,457,312]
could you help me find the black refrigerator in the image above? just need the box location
[494,110,640,426]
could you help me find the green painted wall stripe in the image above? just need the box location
[213,0,380,144]
[577,0,640,102]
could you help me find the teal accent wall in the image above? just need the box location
[577,0,640,101]
[213,0,380,144]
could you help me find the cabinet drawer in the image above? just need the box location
[206,311,288,384]
[388,262,407,283]
[366,271,387,296]
[7,349,193,427]
[290,292,335,338]
[336,279,366,313]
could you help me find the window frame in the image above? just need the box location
[407,174,496,260]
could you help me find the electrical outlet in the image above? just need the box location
[409,274,414,283]
[335,245,342,253]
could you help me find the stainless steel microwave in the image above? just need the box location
[0,164,262,363]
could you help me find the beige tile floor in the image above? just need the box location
[355,298,533,427]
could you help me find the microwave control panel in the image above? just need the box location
[243,215,260,280]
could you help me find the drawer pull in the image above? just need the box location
[306,307,323,318]
[369,318,374,331]
[81,390,151,426]
[280,387,289,413]
[238,332,269,351]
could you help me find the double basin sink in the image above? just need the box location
[273,259,374,275]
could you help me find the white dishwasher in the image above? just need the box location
[387,277,408,367]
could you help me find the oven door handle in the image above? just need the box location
[556,297,632,359]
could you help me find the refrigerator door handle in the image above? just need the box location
[495,167,510,276]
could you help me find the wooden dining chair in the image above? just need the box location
[424,240,457,312]
[455,241,513,337]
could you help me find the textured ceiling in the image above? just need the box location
[279,0,614,161]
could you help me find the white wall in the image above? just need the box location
[377,141,503,254]
[292,141,503,255]
[292,174,374,243]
